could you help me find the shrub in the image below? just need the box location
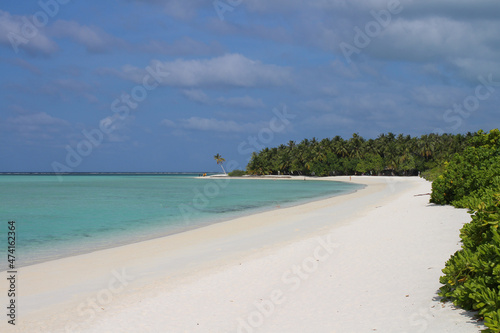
[430,129,500,207]
[433,129,500,332]
[228,169,246,177]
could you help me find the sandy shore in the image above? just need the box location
[1,176,483,332]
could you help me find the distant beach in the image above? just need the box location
[0,176,483,332]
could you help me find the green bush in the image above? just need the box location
[430,129,500,207]
[433,129,500,332]
[439,199,500,331]
[421,164,446,182]
[228,169,246,177]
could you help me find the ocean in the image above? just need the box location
[0,174,363,270]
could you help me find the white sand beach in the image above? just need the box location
[1,176,484,332]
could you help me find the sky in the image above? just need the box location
[0,0,499,172]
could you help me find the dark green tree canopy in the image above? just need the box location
[246,131,476,176]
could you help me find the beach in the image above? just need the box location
[1,176,483,332]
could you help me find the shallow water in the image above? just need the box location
[0,174,363,269]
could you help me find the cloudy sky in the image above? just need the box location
[1,0,499,172]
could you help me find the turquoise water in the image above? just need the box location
[0,174,363,269]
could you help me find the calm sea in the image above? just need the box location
[0,174,363,269]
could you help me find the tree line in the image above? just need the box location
[246,132,476,176]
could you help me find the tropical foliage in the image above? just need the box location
[430,129,500,207]
[431,129,500,332]
[246,132,474,176]
[228,169,246,177]
[214,153,226,174]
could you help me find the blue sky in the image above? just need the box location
[1,0,499,172]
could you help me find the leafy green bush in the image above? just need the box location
[433,129,500,332]
[228,169,246,177]
[430,129,500,207]
[439,196,500,331]
[421,163,446,182]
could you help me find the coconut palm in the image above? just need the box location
[243,131,475,177]
[214,153,226,174]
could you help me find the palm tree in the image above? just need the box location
[214,153,226,174]
[334,139,349,158]
[348,133,365,159]
[418,135,436,161]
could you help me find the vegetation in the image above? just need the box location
[420,163,446,182]
[431,129,500,332]
[246,132,474,176]
[228,169,246,177]
[214,153,226,174]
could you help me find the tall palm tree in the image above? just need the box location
[214,153,226,174]
[418,135,435,161]
[348,133,365,159]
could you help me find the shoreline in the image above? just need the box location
[1,176,484,332]
[4,176,363,270]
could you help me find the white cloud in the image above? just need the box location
[162,117,266,133]
[403,0,500,21]
[369,17,495,61]
[320,86,340,97]
[181,89,211,104]
[0,10,58,55]
[216,96,265,109]
[50,20,125,53]
[209,1,500,83]
[7,112,69,128]
[35,78,98,103]
[181,89,265,109]
[143,38,224,56]
[161,119,176,127]
[244,0,500,20]
[124,0,208,19]
[0,12,129,55]
[117,53,292,88]
[5,112,72,144]
[243,0,349,13]
[410,85,463,109]
[300,99,335,113]
[3,57,42,75]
